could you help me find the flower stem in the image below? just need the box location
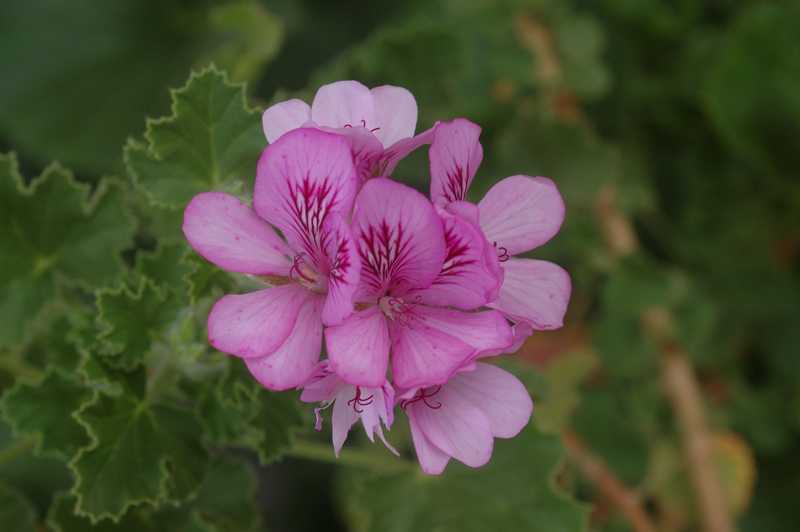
[0,436,36,465]
[286,440,414,474]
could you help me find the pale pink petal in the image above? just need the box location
[331,386,360,456]
[448,363,532,438]
[377,126,435,177]
[489,258,571,330]
[352,178,446,299]
[244,294,324,391]
[183,192,291,276]
[357,384,399,455]
[429,118,483,204]
[253,128,358,262]
[407,408,451,475]
[413,203,503,309]
[311,80,375,129]
[321,214,361,326]
[478,175,565,255]
[299,362,339,403]
[478,321,534,358]
[326,306,390,387]
[207,284,310,358]
[371,85,417,147]
[262,99,311,143]
[410,387,494,468]
[409,306,513,355]
[388,312,474,390]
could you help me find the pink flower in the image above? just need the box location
[300,362,397,456]
[403,362,533,474]
[325,178,512,390]
[182,128,361,390]
[428,118,572,337]
[262,80,433,182]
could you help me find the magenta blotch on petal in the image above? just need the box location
[429,118,484,204]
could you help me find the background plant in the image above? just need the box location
[1,1,798,531]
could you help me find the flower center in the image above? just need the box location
[379,296,413,321]
[289,253,324,292]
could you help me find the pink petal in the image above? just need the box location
[326,306,390,387]
[371,85,417,147]
[329,125,385,184]
[478,321,534,358]
[321,214,361,326]
[478,175,565,255]
[311,80,375,129]
[407,408,451,475]
[489,258,571,330]
[409,386,494,468]
[429,118,483,204]
[413,203,503,309]
[254,128,358,266]
[388,310,475,390]
[183,192,291,276]
[299,362,339,403]
[207,284,310,358]
[244,294,324,391]
[352,178,446,299]
[448,363,532,438]
[377,126,436,177]
[331,386,360,455]
[412,306,513,356]
[262,98,311,143]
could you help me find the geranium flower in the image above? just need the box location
[428,118,572,335]
[182,128,360,390]
[300,361,397,456]
[325,178,512,390]
[402,362,533,474]
[262,80,433,182]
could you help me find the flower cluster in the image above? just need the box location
[183,81,571,474]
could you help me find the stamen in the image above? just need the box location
[494,242,510,263]
[370,126,381,133]
[346,387,375,413]
[400,386,443,410]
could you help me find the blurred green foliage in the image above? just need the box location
[1,0,798,531]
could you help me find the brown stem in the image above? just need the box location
[643,309,733,532]
[563,430,658,532]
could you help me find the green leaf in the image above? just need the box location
[533,351,598,433]
[0,153,135,348]
[198,360,303,464]
[0,482,37,532]
[0,369,92,461]
[344,425,588,532]
[70,393,208,521]
[0,1,282,174]
[184,254,236,304]
[125,66,264,210]
[193,455,260,532]
[96,279,184,370]
[135,243,193,297]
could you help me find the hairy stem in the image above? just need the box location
[287,440,415,474]
[563,429,657,532]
